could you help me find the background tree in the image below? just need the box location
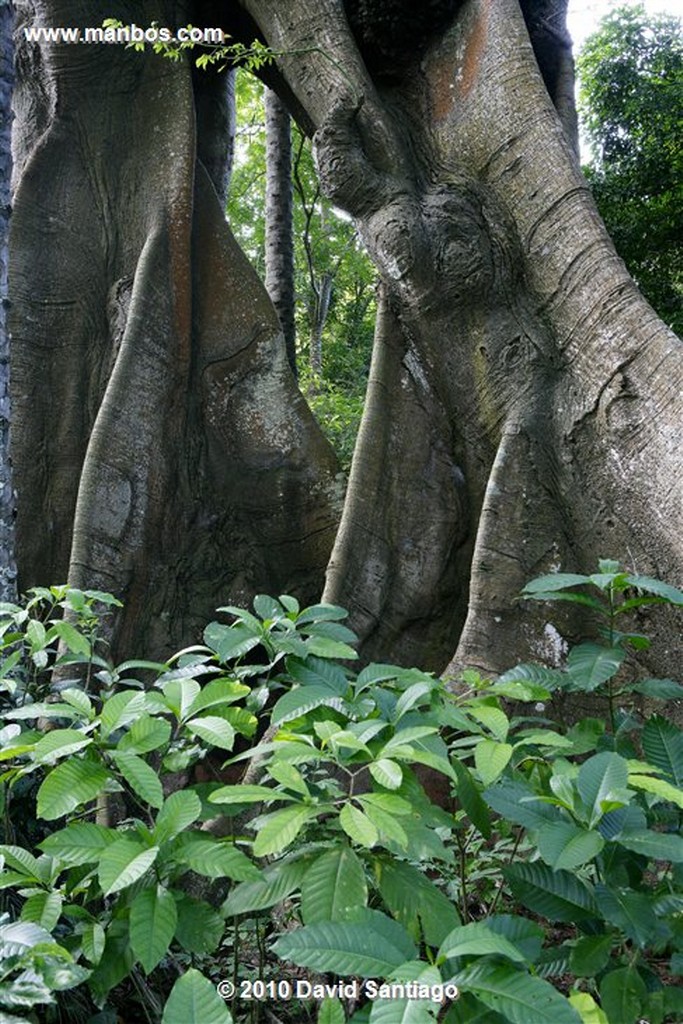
[577,3,682,335]
[0,0,15,602]
[264,86,297,375]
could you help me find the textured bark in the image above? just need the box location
[242,0,682,677]
[9,0,340,657]
[264,87,297,375]
[0,0,15,602]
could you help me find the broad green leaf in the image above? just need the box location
[495,662,565,688]
[98,839,159,896]
[632,678,683,700]
[266,760,310,795]
[153,790,202,843]
[594,883,660,947]
[522,572,590,594]
[305,636,357,660]
[318,998,345,1024]
[301,846,367,924]
[84,917,134,1002]
[81,920,106,964]
[48,619,91,655]
[4,700,86,721]
[369,993,436,1024]
[222,857,310,916]
[130,884,178,973]
[209,783,285,805]
[374,858,460,947]
[484,780,561,831]
[394,682,434,719]
[486,915,544,963]
[162,678,202,721]
[173,835,260,880]
[339,803,378,848]
[254,594,285,620]
[628,773,683,809]
[514,730,573,750]
[625,574,683,604]
[453,961,581,1024]
[577,751,630,827]
[451,758,491,838]
[99,690,149,736]
[381,727,439,756]
[40,823,117,866]
[271,684,345,726]
[203,621,261,662]
[642,716,683,785]
[302,620,358,644]
[184,678,250,718]
[466,705,509,742]
[0,845,41,878]
[438,921,526,963]
[567,643,624,690]
[36,758,109,820]
[252,805,319,857]
[615,828,683,862]
[117,715,172,754]
[369,758,403,790]
[296,603,349,624]
[569,934,613,978]
[474,740,513,786]
[273,909,416,977]
[536,821,604,870]
[174,895,225,954]
[185,715,235,751]
[599,966,647,1024]
[162,968,233,1024]
[503,862,598,921]
[20,890,62,931]
[112,750,164,809]
[0,919,54,954]
[568,992,608,1024]
[357,799,407,848]
[60,688,93,718]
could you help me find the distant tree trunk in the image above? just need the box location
[0,0,16,602]
[9,0,340,657]
[264,87,297,376]
[308,270,333,385]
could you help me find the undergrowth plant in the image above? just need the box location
[0,563,681,1024]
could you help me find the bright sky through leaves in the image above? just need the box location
[567,0,680,49]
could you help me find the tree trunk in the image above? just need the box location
[308,270,333,384]
[264,87,297,376]
[9,0,340,657]
[0,0,16,602]
[242,0,682,676]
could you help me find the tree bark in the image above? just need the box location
[0,0,16,602]
[242,0,682,676]
[9,0,340,657]
[264,86,297,376]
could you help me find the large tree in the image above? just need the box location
[8,0,682,677]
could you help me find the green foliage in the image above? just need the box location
[577,4,683,334]
[1,565,682,1022]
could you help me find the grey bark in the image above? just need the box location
[0,0,16,602]
[264,86,297,375]
[242,0,682,677]
[9,0,340,658]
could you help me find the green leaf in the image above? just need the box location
[453,961,581,1024]
[450,758,491,838]
[296,603,349,624]
[594,883,660,947]
[339,803,378,848]
[154,790,202,843]
[60,688,93,718]
[174,895,225,954]
[503,862,598,921]
[522,573,591,594]
[36,758,109,820]
[567,643,624,691]
[305,636,357,659]
[271,684,345,726]
[81,921,106,965]
[577,751,630,826]
[484,780,561,831]
[184,678,250,717]
[369,758,403,790]
[536,820,605,871]
[625,574,683,605]
[222,857,309,916]
[628,773,683,809]
[439,920,527,963]
[49,619,91,655]
[203,621,261,663]
[117,715,172,754]
[568,992,608,1024]
[173,835,260,880]
[466,705,509,742]
[266,760,310,796]
[252,805,319,857]
[474,740,513,786]
[616,828,683,862]
[99,690,151,736]
[301,846,367,924]
[112,751,164,809]
[319,998,346,1024]
[162,968,233,1024]
[185,715,235,751]
[599,966,647,1024]
[273,909,416,977]
[130,884,178,974]
[569,934,613,978]
[20,890,62,931]
[39,823,117,867]
[97,839,159,896]
[632,678,683,700]
[0,845,41,878]
[209,783,284,805]
[374,858,460,947]
[642,716,683,786]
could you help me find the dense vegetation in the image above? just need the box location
[1,566,682,1023]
